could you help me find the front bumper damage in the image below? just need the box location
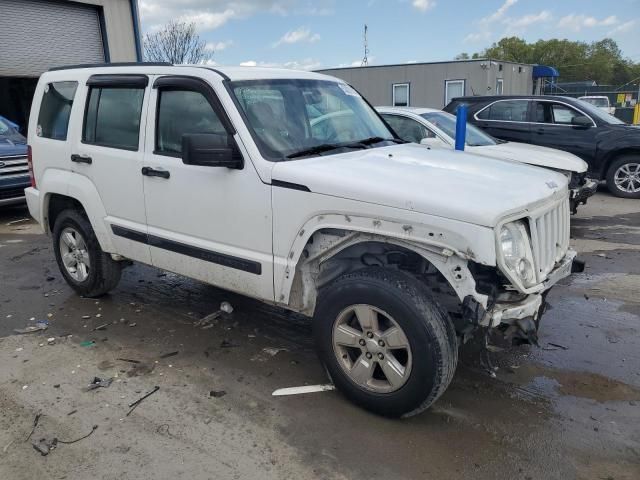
[465,249,582,345]
[569,179,598,214]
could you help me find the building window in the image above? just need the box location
[83,87,145,150]
[496,78,504,95]
[392,83,410,107]
[37,81,78,141]
[444,79,465,106]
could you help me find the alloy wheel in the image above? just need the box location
[614,162,640,194]
[59,227,91,282]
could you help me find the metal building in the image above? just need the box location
[0,0,142,130]
[317,59,536,109]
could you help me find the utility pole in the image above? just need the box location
[361,24,369,67]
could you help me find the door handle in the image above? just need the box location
[536,128,545,134]
[141,166,170,179]
[71,154,92,164]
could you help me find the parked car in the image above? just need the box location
[444,95,640,199]
[377,106,597,213]
[0,115,30,207]
[578,96,615,115]
[26,64,581,417]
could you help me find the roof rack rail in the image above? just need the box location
[48,62,172,72]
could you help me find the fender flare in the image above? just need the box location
[40,168,115,252]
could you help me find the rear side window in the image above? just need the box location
[83,87,145,150]
[37,81,78,140]
[155,89,226,156]
[477,100,529,122]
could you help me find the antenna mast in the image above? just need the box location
[361,24,369,67]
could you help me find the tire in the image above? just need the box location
[313,267,458,418]
[606,155,640,199]
[52,209,122,297]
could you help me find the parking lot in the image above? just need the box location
[0,189,638,480]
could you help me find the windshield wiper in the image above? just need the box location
[285,137,405,160]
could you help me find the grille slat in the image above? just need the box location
[529,199,570,282]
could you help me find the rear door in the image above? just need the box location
[473,99,532,143]
[530,100,597,164]
[70,74,151,263]
[140,75,273,301]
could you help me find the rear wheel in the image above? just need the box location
[313,267,458,417]
[606,156,640,199]
[52,209,122,297]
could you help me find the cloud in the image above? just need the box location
[238,58,322,70]
[509,10,551,28]
[607,19,637,36]
[480,0,518,24]
[139,0,332,32]
[463,31,491,44]
[273,27,320,47]
[557,14,618,32]
[204,40,233,52]
[412,0,436,13]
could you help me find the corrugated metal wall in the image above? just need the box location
[318,60,534,108]
[0,0,105,77]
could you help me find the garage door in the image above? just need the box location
[0,0,105,77]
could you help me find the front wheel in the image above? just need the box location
[606,156,640,199]
[313,267,458,418]
[52,209,122,297]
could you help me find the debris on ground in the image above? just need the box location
[126,362,154,377]
[93,323,109,331]
[97,360,115,370]
[117,357,140,364]
[14,321,49,334]
[209,390,227,398]
[127,386,160,416]
[548,342,569,350]
[220,301,234,314]
[32,437,57,456]
[85,376,113,391]
[220,339,239,349]
[47,337,56,345]
[25,413,42,441]
[7,218,30,226]
[159,351,179,359]
[272,384,335,396]
[80,340,96,348]
[262,347,288,356]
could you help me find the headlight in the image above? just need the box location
[499,221,536,287]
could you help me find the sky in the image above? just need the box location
[138,0,640,70]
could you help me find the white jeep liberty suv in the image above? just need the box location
[25,64,579,417]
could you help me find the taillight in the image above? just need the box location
[27,145,36,188]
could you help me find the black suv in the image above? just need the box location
[444,95,640,199]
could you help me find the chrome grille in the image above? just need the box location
[0,155,29,178]
[529,197,570,282]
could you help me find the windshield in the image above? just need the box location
[421,111,497,146]
[230,79,396,160]
[575,99,625,125]
[580,97,608,108]
[0,116,25,143]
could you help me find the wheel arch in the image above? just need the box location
[601,148,640,179]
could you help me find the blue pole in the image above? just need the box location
[455,104,467,151]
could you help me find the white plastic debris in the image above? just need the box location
[220,301,234,314]
[272,384,335,396]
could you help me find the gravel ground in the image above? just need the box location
[0,189,638,480]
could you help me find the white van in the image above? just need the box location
[25,63,580,417]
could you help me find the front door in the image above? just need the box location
[70,74,151,263]
[474,99,532,143]
[531,101,597,168]
[141,75,273,301]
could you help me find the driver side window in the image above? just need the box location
[382,114,431,144]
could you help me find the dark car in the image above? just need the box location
[444,95,640,199]
[0,116,30,207]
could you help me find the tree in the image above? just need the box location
[143,21,213,64]
[455,52,470,60]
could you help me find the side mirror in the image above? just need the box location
[182,133,243,169]
[571,115,592,127]
[420,136,449,149]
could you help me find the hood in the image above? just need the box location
[272,143,568,227]
[467,141,587,173]
[0,137,28,157]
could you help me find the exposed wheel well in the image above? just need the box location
[47,194,86,234]
[289,229,464,328]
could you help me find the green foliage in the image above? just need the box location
[457,37,639,85]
